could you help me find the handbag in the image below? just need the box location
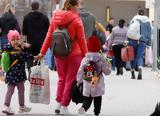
[121,46,134,62]
[29,59,50,104]
[71,83,83,104]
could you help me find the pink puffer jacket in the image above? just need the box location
[40,8,88,57]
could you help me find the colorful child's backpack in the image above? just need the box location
[1,51,11,72]
[1,51,18,73]
[83,61,100,81]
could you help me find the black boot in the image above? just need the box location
[131,71,135,79]
[137,68,142,80]
[119,67,123,75]
[116,68,120,75]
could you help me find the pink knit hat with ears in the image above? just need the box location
[7,30,20,43]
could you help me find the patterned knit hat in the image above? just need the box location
[87,36,101,52]
[7,30,20,43]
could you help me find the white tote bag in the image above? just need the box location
[145,47,153,66]
[30,60,50,104]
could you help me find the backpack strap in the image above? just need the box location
[8,51,19,71]
[58,17,79,42]
[10,59,18,68]
[58,17,78,29]
[9,51,20,54]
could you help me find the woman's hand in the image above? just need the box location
[34,53,44,61]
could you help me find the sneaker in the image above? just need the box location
[60,106,71,114]
[55,102,61,114]
[78,107,86,116]
[2,105,15,115]
[18,106,31,113]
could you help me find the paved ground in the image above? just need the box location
[0,67,160,116]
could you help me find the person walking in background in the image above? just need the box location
[22,1,49,76]
[79,0,95,40]
[92,21,107,51]
[77,36,111,116]
[108,19,128,75]
[128,9,152,80]
[36,0,87,114]
[23,1,49,56]
[0,4,21,50]
[2,30,34,115]
[106,17,115,33]
[106,17,116,70]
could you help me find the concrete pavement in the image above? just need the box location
[0,67,160,116]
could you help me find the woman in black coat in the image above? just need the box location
[0,4,21,50]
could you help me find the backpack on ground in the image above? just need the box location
[127,19,141,40]
[51,18,77,57]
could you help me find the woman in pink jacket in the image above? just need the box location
[37,0,87,114]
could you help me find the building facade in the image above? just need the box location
[85,0,148,26]
[0,0,154,28]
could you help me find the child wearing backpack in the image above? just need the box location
[76,36,111,116]
[1,30,34,115]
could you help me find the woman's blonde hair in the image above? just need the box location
[4,4,15,14]
[62,0,79,10]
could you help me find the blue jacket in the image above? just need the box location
[131,15,152,46]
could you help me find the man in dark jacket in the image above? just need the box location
[22,1,49,77]
[23,1,49,56]
[79,0,95,40]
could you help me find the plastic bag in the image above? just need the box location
[29,59,50,104]
[45,48,56,71]
[145,46,153,66]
